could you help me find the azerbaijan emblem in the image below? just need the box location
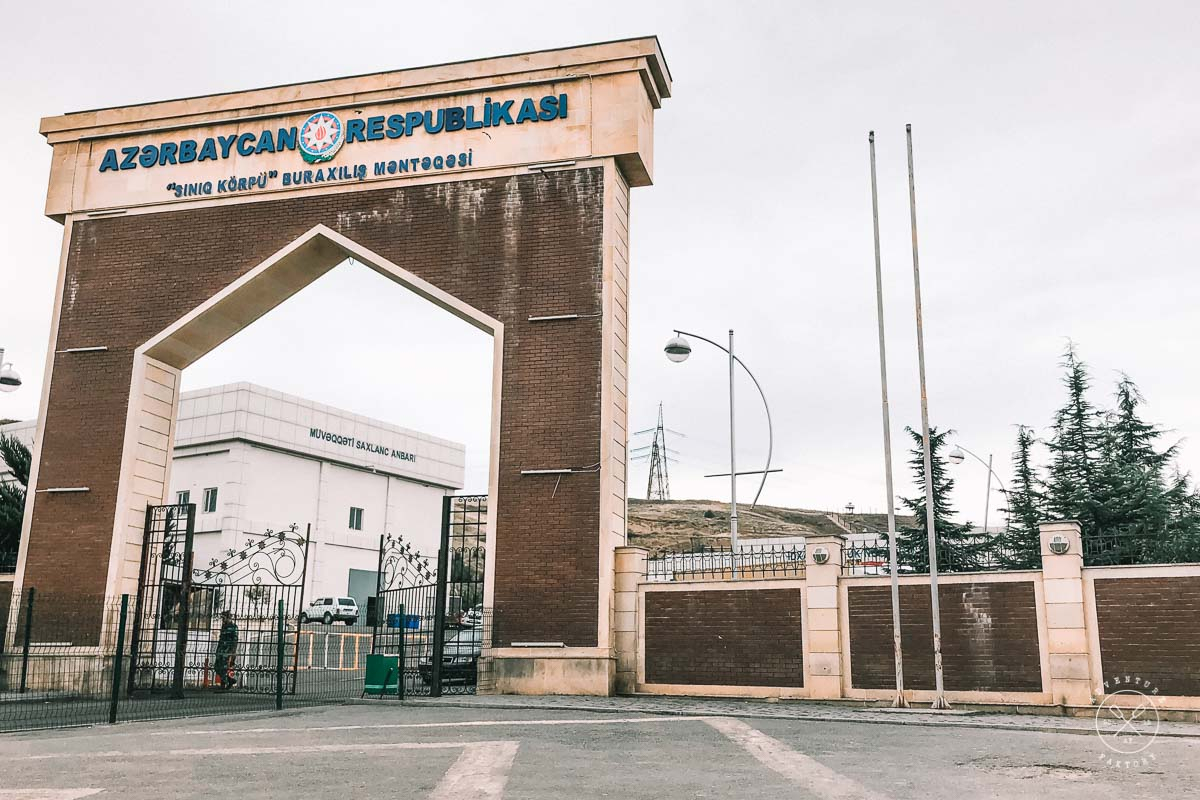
[298,111,344,164]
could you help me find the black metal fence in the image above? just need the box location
[1082,525,1200,567]
[289,616,378,709]
[371,495,487,697]
[0,493,490,732]
[646,526,1200,580]
[128,505,314,699]
[0,586,385,732]
[840,534,1031,575]
[373,580,438,697]
[1,590,123,732]
[371,586,490,699]
[840,524,1200,575]
[647,543,806,582]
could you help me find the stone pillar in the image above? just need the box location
[804,534,846,699]
[1040,520,1092,706]
[613,546,648,695]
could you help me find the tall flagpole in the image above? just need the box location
[907,123,950,710]
[728,329,739,576]
[869,132,908,708]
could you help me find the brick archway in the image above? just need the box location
[130,223,506,626]
[19,167,615,648]
[15,39,669,693]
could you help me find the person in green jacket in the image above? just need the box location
[214,610,239,690]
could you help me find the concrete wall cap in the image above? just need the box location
[804,533,847,545]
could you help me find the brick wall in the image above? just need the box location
[25,168,608,648]
[847,581,1042,692]
[1094,576,1200,696]
[644,588,803,687]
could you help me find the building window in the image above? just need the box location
[349,507,364,531]
[176,490,190,506]
[203,487,218,514]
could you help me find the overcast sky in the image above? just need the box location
[2,1,1198,524]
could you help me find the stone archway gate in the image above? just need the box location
[9,39,671,696]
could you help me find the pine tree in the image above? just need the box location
[1044,344,1105,537]
[998,425,1043,569]
[1109,376,1176,472]
[1159,466,1200,563]
[1094,375,1189,562]
[894,426,979,572]
[1102,377,1173,522]
[1007,345,1200,567]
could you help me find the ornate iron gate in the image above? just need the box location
[130,504,310,697]
[128,503,194,696]
[373,494,487,697]
[131,496,482,702]
[373,531,437,696]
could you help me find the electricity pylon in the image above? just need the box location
[631,403,683,501]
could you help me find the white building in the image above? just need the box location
[1,382,465,606]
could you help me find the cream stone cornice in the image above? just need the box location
[41,37,670,142]
[41,37,670,218]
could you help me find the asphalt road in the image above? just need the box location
[0,703,1192,799]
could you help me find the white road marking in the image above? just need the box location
[7,740,512,761]
[428,741,519,800]
[161,715,710,737]
[0,792,103,800]
[706,717,891,800]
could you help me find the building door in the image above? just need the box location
[347,568,379,613]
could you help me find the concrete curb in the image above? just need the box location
[394,697,1200,740]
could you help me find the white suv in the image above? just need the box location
[300,597,359,626]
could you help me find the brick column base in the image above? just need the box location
[804,534,846,698]
[1040,520,1093,706]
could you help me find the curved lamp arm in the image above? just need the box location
[674,329,774,507]
[951,443,1007,494]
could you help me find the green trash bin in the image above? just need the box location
[363,654,400,698]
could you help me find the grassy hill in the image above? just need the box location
[627,498,910,552]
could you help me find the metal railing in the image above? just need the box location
[840,538,894,575]
[644,524,1200,581]
[841,534,1037,575]
[0,588,371,733]
[1083,525,1200,567]
[841,525,1200,575]
[647,543,806,582]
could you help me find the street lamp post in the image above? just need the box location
[664,329,775,560]
[0,349,22,394]
[949,444,1009,533]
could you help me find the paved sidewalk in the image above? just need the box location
[399,693,1200,738]
[2,702,1187,799]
